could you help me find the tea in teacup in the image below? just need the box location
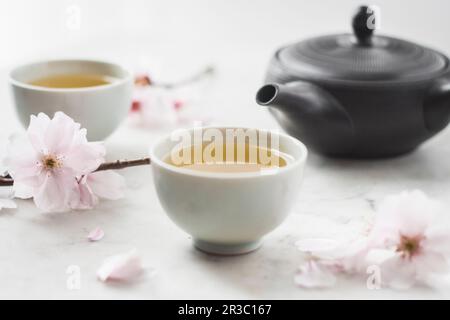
[165,142,292,173]
[29,73,113,88]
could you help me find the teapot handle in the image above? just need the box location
[423,77,450,133]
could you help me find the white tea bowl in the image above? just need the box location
[9,59,133,140]
[150,127,307,255]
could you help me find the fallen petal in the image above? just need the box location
[88,227,104,241]
[97,249,143,282]
[294,260,337,289]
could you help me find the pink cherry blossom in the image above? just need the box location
[130,68,215,129]
[97,249,143,282]
[4,112,105,212]
[368,190,450,289]
[295,190,450,290]
[131,86,179,128]
[70,171,125,210]
[131,85,212,128]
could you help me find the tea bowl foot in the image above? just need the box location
[193,239,262,255]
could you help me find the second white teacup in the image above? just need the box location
[150,127,307,255]
[9,59,133,140]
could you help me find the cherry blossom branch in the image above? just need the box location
[95,158,151,171]
[0,157,151,187]
[136,66,215,89]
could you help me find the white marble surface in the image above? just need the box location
[1,0,450,299]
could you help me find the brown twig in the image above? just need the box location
[0,157,151,187]
[95,158,151,171]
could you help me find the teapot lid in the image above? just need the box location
[277,6,448,83]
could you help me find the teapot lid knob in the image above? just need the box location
[352,5,377,46]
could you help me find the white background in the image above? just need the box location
[2,0,450,128]
[1,0,450,299]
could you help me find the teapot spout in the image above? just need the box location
[256,83,299,113]
[256,81,355,155]
[256,82,347,118]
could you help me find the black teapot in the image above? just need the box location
[256,6,450,157]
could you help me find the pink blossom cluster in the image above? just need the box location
[2,112,124,212]
[130,71,213,129]
[295,190,450,289]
